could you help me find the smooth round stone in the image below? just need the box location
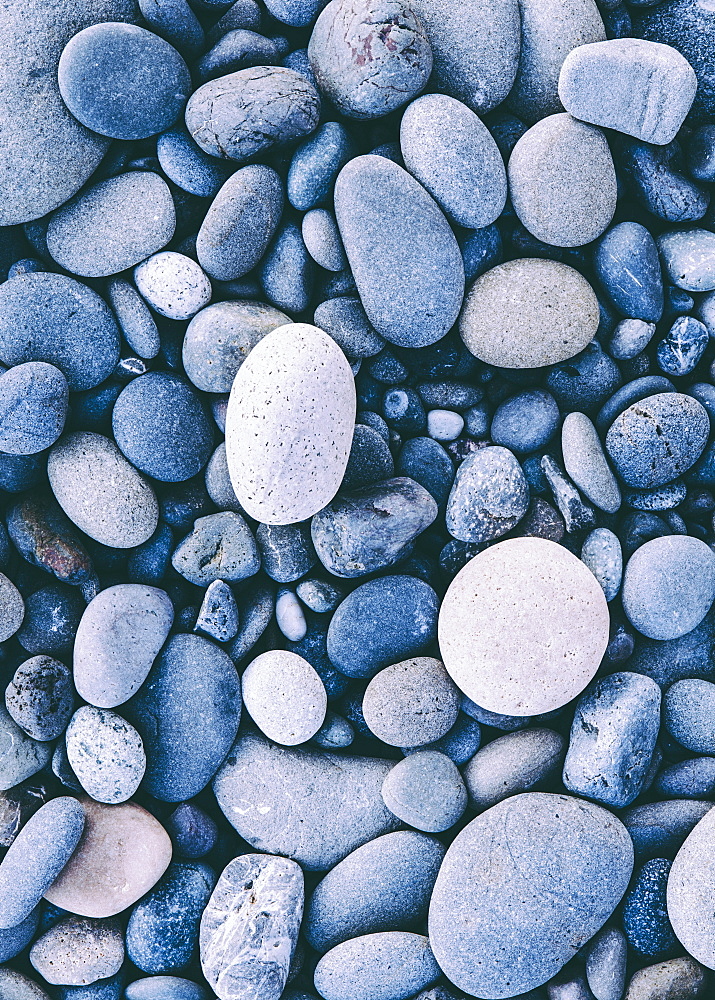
[5,655,74,741]
[394,436,454,512]
[491,389,560,454]
[0,797,85,930]
[585,926,627,1000]
[259,219,314,313]
[113,371,213,482]
[46,172,175,277]
[558,38,697,145]
[183,300,289,393]
[58,23,190,139]
[196,28,287,83]
[30,915,124,986]
[225,323,355,524]
[509,114,616,247]
[667,805,715,968]
[288,121,354,212]
[196,165,284,281]
[0,273,120,390]
[658,228,715,293]
[134,252,212,320]
[125,978,209,1000]
[581,527,622,602]
[463,728,567,810]
[185,66,320,162]
[342,423,394,489]
[439,537,610,716]
[363,658,460,747]
[623,800,714,864]
[655,757,715,800]
[609,318,657,360]
[622,536,715,641]
[399,93,506,228]
[242,650,327,746]
[596,376,676,435]
[157,126,234,198]
[0,362,68,455]
[66,706,145,804]
[308,0,432,120]
[445,445,529,544]
[606,393,709,489]
[381,751,467,833]
[278,588,306,642]
[302,209,346,272]
[314,932,440,1000]
[128,633,241,802]
[624,958,708,1000]
[0,704,52,790]
[426,410,463,442]
[0,572,24,642]
[166,802,218,859]
[595,221,664,323]
[48,431,158,548]
[314,298,384,360]
[44,798,172,918]
[561,411,621,514]
[334,155,464,348]
[664,679,715,754]
[74,585,173,709]
[0,968,51,1000]
[429,792,633,998]
[460,258,599,367]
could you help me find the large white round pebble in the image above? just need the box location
[667,803,715,969]
[438,537,610,716]
[134,251,211,320]
[242,650,327,746]
[225,323,356,524]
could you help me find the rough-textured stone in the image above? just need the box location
[0,704,53,791]
[362,658,460,747]
[30,916,124,986]
[171,512,259,587]
[0,572,25,642]
[66,706,146,804]
[0,362,68,456]
[5,655,74,741]
[445,445,529,543]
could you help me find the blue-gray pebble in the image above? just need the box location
[664,678,715,753]
[594,221,664,322]
[157,127,234,198]
[288,122,354,211]
[622,858,678,959]
[491,390,560,454]
[446,445,529,543]
[656,316,708,376]
[0,362,68,455]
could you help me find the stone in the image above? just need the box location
[242,650,327,745]
[623,957,708,1000]
[73,584,174,709]
[663,679,715,754]
[609,319,658,360]
[225,323,355,524]
[195,580,240,643]
[0,907,39,962]
[427,410,463,442]
[658,228,715,292]
[563,672,661,808]
[288,121,354,211]
[171,512,260,587]
[0,969,52,1000]
[623,859,678,960]
[48,431,159,548]
[5,655,74,741]
[585,926,627,1000]
[362,658,459,747]
[561,412,621,513]
[44,797,172,918]
[134,252,212,321]
[623,800,713,864]
[381,751,467,833]
[108,277,160,359]
[200,854,303,1000]
[256,522,316,583]
[0,273,120,390]
[428,792,634,998]
[0,572,24,642]
[166,803,218,859]
[508,114,617,247]
[595,222,664,322]
[334,155,464,348]
[667,805,715,969]
[622,536,715,640]
[491,390,560,454]
[46,172,175,277]
[0,362,68,455]
[596,376,676,435]
[445,445,529,543]
[305,831,444,953]
[227,584,274,662]
[439,537,610,716]
[302,209,346,271]
[185,66,321,162]
[460,258,599,367]
[314,298,384,360]
[395,436,454,513]
[463,728,567,810]
[654,757,715,800]
[314,932,441,1000]
[58,22,191,139]
[197,28,287,82]
[30,916,124,986]
[559,39,697,145]
[657,316,709,377]
[614,136,709,224]
[276,591,305,642]
[196,166,284,281]
[125,978,209,1000]
[127,633,241,801]
[259,219,315,313]
[213,731,399,870]
[156,126,234,199]
[66,706,146,804]
[581,528,623,602]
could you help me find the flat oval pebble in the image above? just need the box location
[334,155,464,348]
[126,978,209,1000]
[0,362,68,455]
[581,527,623,602]
[134,252,212,321]
[66,706,146,804]
[667,805,715,969]
[363,658,460,747]
[462,728,567,810]
[428,792,633,998]
[381,751,467,833]
[5,655,74,741]
[225,323,355,524]
[314,931,441,1000]
[242,650,327,745]
[48,431,159,548]
[460,258,600,368]
[562,412,621,514]
[29,915,124,986]
[595,222,664,323]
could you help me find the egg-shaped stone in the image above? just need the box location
[667,803,715,970]
[225,323,356,525]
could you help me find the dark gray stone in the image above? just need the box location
[196,29,286,82]
[313,297,385,359]
[256,522,316,583]
[446,445,529,543]
[0,362,68,455]
[622,800,713,862]
[5,655,74,741]
[0,907,39,962]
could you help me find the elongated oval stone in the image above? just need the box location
[667,804,715,969]
[200,855,303,1000]
[428,792,634,998]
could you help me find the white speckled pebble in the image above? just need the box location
[241,650,327,746]
[0,573,24,642]
[225,323,356,524]
[276,589,307,642]
[134,251,212,320]
[438,537,610,716]
[65,705,146,804]
[427,409,464,442]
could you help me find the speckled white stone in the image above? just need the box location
[134,251,212,320]
[275,589,307,642]
[30,916,124,985]
[242,650,327,746]
[438,537,610,716]
[225,323,356,524]
[667,804,715,970]
[65,706,146,804]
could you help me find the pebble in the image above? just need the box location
[44,797,172,918]
[334,155,464,348]
[242,650,326,745]
[185,66,321,162]
[624,956,708,1000]
[276,589,307,641]
[667,804,715,968]
[399,94,507,229]
[287,121,354,211]
[313,711,354,750]
[171,512,259,586]
[134,252,212,321]
[48,431,159,548]
[0,362,68,455]
[165,802,218,859]
[460,258,600,367]
[462,728,567,810]
[314,932,441,1000]
[622,535,715,640]
[343,423,395,488]
[128,633,241,801]
[195,580,239,642]
[491,389,560,454]
[658,228,715,292]
[656,316,709,376]
[260,219,314,313]
[381,751,467,833]
[663,678,715,754]
[558,38,697,145]
[227,583,274,662]
[0,969,52,1000]
[196,29,287,82]
[623,859,678,960]
[125,978,209,1000]
[65,706,145,804]
[622,800,713,865]
[563,671,662,808]
[156,127,233,198]
[585,926,627,1000]
[439,537,610,716]
[362,658,459,747]
[561,412,621,513]
[615,135,709,224]
[307,0,432,119]
[581,527,623,601]
[426,410,463,442]
[445,445,529,543]
[107,278,160,359]
[301,209,346,272]
[225,323,355,524]
[508,114,617,248]
[313,298,384,359]
[5,655,74,741]
[213,731,399,870]
[428,793,633,998]
[0,704,53,791]
[199,854,303,1000]
[654,757,715,800]
[0,572,25,642]
[395,436,454,512]
[29,916,124,986]
[595,222,664,322]
[609,319,657,360]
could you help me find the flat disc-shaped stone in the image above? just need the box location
[438,537,610,715]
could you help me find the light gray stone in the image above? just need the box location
[581,528,622,602]
[623,957,708,1000]
[585,926,627,1000]
[172,512,260,587]
[134,252,212,320]
[66,706,146,804]
[668,806,715,971]
[445,445,529,543]
[562,412,621,514]
[381,751,467,833]
[0,572,24,642]
[314,932,441,1000]
[242,650,327,745]
[362,657,460,747]
[463,728,567,810]
[541,454,597,533]
[0,703,53,791]
[30,916,124,986]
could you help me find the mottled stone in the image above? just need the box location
[581,527,623,602]
[585,926,627,1000]
[623,858,678,960]
[134,252,212,321]
[623,956,708,1000]
[314,932,441,1000]
[0,361,68,455]
[658,228,715,293]
[30,916,124,986]
[172,512,259,587]
[463,728,566,810]
[0,969,52,1000]
[0,572,25,642]
[362,658,459,747]
[66,706,145,804]
[664,678,715,754]
[5,655,74,740]
[445,445,529,543]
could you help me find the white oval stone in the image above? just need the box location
[668,797,715,969]
[225,323,356,524]
[134,251,212,320]
[438,537,610,716]
[241,650,327,746]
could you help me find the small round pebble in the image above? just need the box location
[462,728,567,810]
[125,978,209,1000]
[381,751,467,833]
[491,389,560,454]
[658,228,715,292]
[107,279,160,360]
[134,252,212,321]
[66,706,146,804]
[363,657,460,748]
[664,679,715,754]
[156,127,234,198]
[5,655,74,741]
[302,209,347,272]
[242,650,327,746]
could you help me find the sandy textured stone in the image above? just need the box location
[562,412,621,514]
[438,537,610,716]
[66,706,146,804]
[667,804,715,969]
[0,572,24,641]
[241,650,327,746]
[623,957,708,1000]
[225,323,355,524]
[0,969,51,1000]
[459,258,599,368]
[30,916,124,986]
[362,658,460,748]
